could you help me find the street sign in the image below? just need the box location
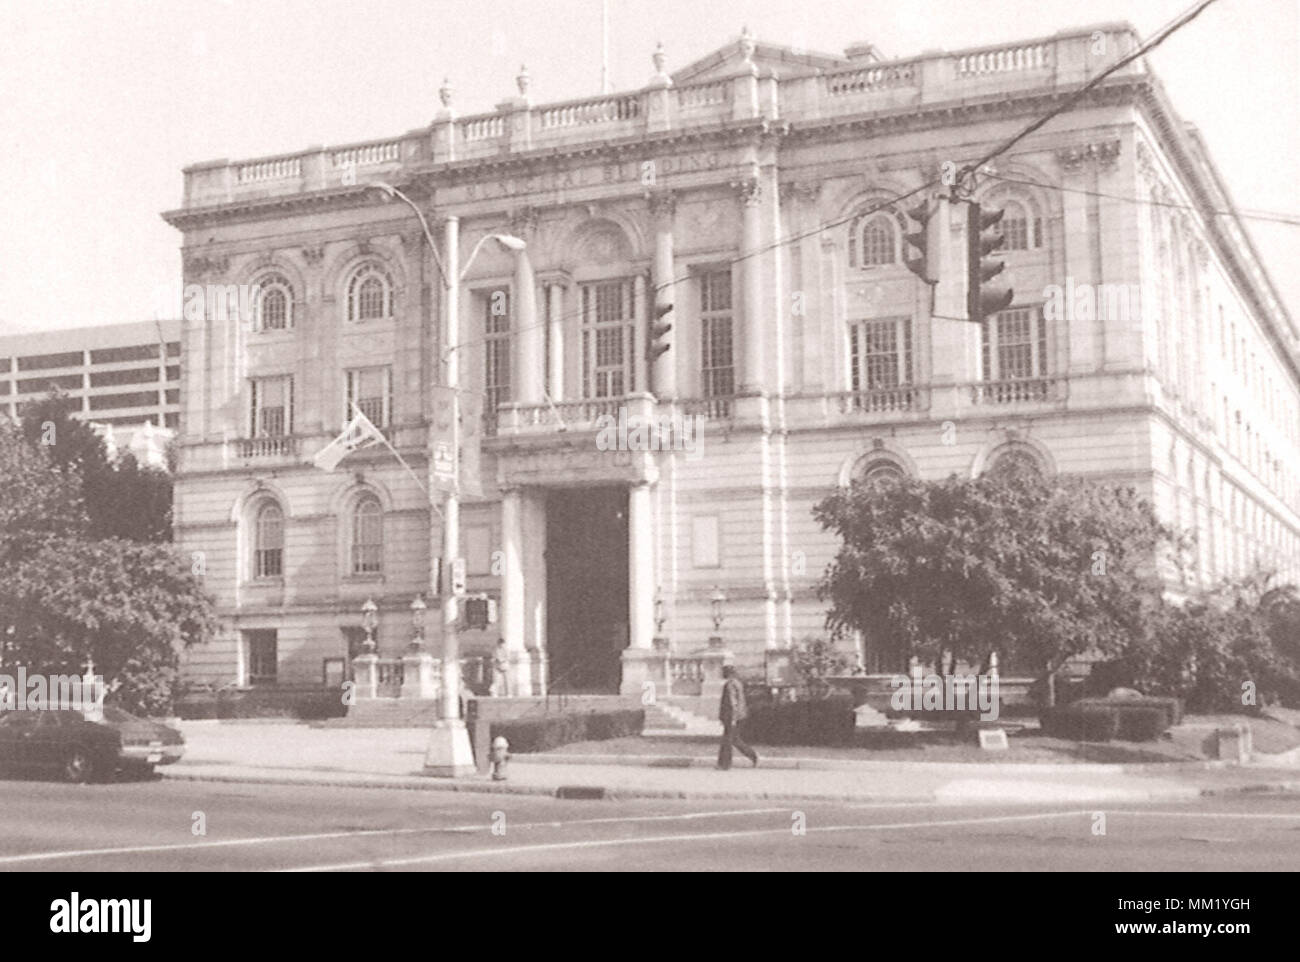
[451,558,467,596]
[432,440,455,485]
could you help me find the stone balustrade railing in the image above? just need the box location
[179,26,1142,209]
[236,435,300,459]
[375,658,405,696]
[832,385,927,415]
[969,376,1064,406]
[331,140,402,169]
[538,93,642,129]
[236,155,302,184]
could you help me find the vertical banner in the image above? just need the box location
[459,388,484,497]
[430,385,457,492]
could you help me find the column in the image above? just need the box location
[628,483,654,649]
[632,274,648,395]
[649,193,677,399]
[520,490,548,696]
[514,251,543,406]
[737,176,765,394]
[620,482,659,695]
[500,488,525,659]
[547,283,565,401]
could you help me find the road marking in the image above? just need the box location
[0,806,789,865]
[1104,810,1300,819]
[283,809,1096,872]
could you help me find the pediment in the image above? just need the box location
[671,38,847,85]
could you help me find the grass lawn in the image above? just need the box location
[545,711,1300,765]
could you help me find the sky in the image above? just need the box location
[1,0,1296,335]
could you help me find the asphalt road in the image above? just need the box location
[0,776,1296,871]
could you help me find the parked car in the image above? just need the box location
[0,707,185,783]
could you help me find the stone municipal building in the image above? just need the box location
[164,24,1300,699]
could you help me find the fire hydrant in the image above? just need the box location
[490,736,510,781]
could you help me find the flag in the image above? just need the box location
[313,406,385,471]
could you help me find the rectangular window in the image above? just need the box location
[850,318,912,392]
[250,376,293,437]
[89,366,159,388]
[245,630,278,686]
[483,288,511,410]
[18,374,82,393]
[89,344,157,365]
[89,390,158,411]
[581,279,635,399]
[981,307,1045,381]
[700,269,734,400]
[18,350,82,371]
[345,367,391,428]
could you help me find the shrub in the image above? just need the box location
[1115,706,1168,742]
[175,686,346,720]
[1074,695,1183,729]
[490,709,645,754]
[585,709,646,742]
[1040,705,1119,742]
[746,697,855,746]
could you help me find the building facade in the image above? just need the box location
[0,320,180,468]
[164,24,1300,696]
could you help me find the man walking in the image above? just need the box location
[717,664,758,770]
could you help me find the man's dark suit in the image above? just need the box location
[717,675,758,769]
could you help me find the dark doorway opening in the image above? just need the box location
[545,486,629,693]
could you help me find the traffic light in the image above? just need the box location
[461,595,498,631]
[966,202,1014,324]
[647,301,673,363]
[902,199,935,283]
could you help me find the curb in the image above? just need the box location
[512,753,1243,776]
[160,767,1300,805]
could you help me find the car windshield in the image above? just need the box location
[99,706,140,724]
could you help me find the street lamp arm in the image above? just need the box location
[369,182,450,290]
[458,232,527,283]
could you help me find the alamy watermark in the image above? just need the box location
[0,668,106,712]
[1042,279,1143,322]
[889,671,999,721]
[594,408,704,460]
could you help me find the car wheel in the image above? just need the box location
[62,748,95,784]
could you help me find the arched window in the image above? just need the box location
[253,501,284,578]
[856,457,906,487]
[984,445,1045,480]
[347,264,393,321]
[997,200,1039,251]
[351,497,383,575]
[255,273,293,331]
[848,210,901,268]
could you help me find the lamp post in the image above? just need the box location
[361,597,378,653]
[709,585,727,650]
[369,181,529,777]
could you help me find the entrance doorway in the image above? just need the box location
[545,486,629,692]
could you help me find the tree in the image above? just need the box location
[2,538,217,715]
[813,467,1176,704]
[0,415,87,564]
[0,418,214,714]
[18,390,173,542]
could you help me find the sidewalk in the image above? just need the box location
[159,721,1300,804]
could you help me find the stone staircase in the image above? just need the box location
[644,699,722,737]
